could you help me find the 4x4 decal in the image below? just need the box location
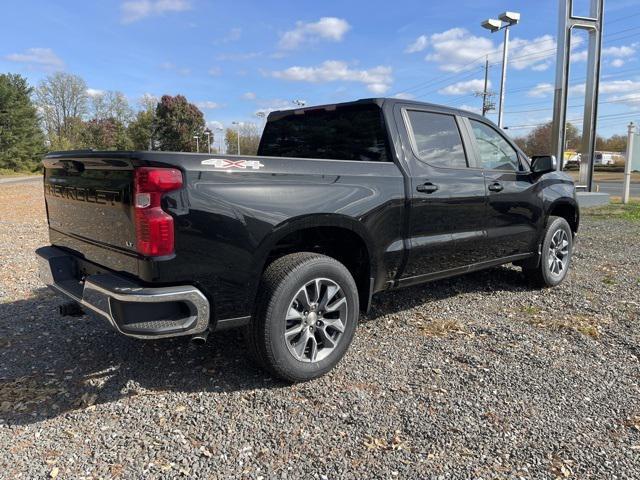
[201,158,265,170]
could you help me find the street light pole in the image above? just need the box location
[481,11,520,129]
[193,135,199,153]
[232,121,241,155]
[205,130,211,154]
[498,26,510,129]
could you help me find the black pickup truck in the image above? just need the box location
[37,98,578,381]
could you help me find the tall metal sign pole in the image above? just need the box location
[623,122,636,204]
[551,0,604,191]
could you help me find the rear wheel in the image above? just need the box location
[524,216,573,287]
[246,253,359,382]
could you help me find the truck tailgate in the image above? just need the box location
[43,155,138,272]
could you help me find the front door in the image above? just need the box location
[394,106,489,281]
[466,118,543,258]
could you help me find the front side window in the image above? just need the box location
[258,104,390,162]
[406,111,467,168]
[469,120,520,171]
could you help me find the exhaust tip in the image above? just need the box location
[191,331,209,345]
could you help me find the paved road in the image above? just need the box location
[592,180,640,197]
[0,176,41,185]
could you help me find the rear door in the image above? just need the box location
[464,118,543,258]
[393,105,489,282]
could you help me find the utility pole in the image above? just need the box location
[475,57,496,116]
[623,122,636,204]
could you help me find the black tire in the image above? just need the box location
[524,216,573,287]
[246,252,359,382]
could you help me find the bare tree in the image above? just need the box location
[225,122,261,155]
[90,91,133,124]
[36,72,88,149]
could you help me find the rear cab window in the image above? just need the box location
[258,103,390,162]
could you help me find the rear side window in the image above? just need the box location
[405,111,468,168]
[258,104,390,162]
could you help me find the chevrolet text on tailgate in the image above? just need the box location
[37,98,579,382]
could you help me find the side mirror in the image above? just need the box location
[531,155,557,174]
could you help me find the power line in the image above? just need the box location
[506,111,640,130]
[393,26,640,105]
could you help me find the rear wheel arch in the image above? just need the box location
[252,216,376,313]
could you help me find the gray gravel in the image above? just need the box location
[1,183,639,479]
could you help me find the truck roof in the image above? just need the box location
[267,97,486,122]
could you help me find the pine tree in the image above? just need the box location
[0,74,45,172]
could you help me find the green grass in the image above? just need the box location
[520,305,542,315]
[584,202,640,222]
[0,168,40,177]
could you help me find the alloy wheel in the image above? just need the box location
[284,278,348,363]
[547,228,570,276]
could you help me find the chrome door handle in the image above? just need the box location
[488,182,504,192]
[416,182,439,194]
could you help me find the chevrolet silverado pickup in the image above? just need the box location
[37,98,579,382]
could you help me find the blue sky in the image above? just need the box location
[2,0,639,138]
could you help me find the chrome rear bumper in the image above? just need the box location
[36,246,210,340]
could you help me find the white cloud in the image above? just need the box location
[121,0,190,24]
[86,88,105,97]
[215,52,262,61]
[438,79,489,95]
[271,60,393,94]
[572,44,636,66]
[279,17,351,50]
[405,35,428,54]
[4,47,64,71]
[215,27,242,45]
[508,35,556,71]
[393,92,415,100]
[571,80,640,96]
[609,93,640,110]
[458,104,482,114]
[242,92,257,100]
[425,28,495,72]
[424,28,560,73]
[195,101,220,110]
[603,44,637,58]
[160,61,191,76]
[256,99,297,114]
[571,50,589,63]
[527,83,554,98]
[207,67,222,76]
[207,120,224,130]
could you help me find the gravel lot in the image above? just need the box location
[1,181,639,479]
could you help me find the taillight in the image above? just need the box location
[133,167,183,257]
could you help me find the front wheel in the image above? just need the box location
[246,253,359,382]
[523,216,573,287]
